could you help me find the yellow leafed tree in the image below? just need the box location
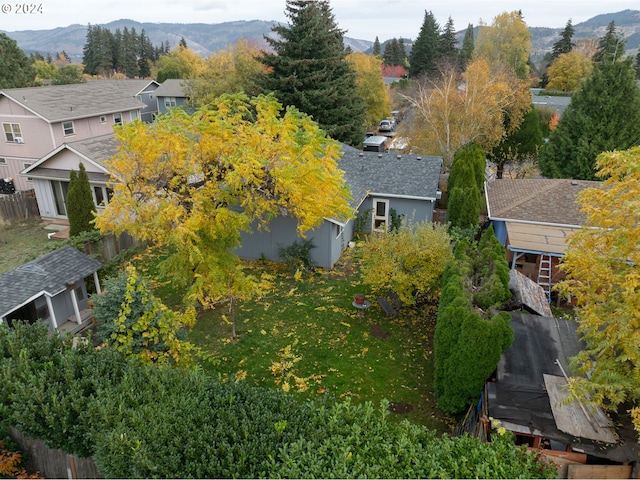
[97,94,353,336]
[546,51,593,92]
[558,146,640,436]
[405,59,530,167]
[346,52,391,128]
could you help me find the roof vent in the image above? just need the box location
[378,153,383,158]
[416,156,422,161]
[571,180,578,186]
[396,155,402,160]
[359,152,364,157]
[70,106,73,111]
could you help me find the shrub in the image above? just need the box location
[278,238,316,271]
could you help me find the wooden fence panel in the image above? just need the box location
[568,464,632,479]
[0,190,40,223]
[8,428,103,479]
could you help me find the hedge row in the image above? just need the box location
[434,226,514,414]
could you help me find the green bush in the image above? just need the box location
[278,238,316,271]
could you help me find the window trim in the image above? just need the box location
[23,162,33,182]
[62,121,75,136]
[0,157,6,166]
[3,123,22,143]
[113,113,123,125]
[164,97,177,108]
[372,198,389,233]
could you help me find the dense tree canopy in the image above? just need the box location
[382,38,408,68]
[154,45,204,82]
[258,0,366,145]
[185,40,265,108]
[545,51,592,92]
[475,11,531,80]
[97,94,352,311]
[405,59,530,167]
[0,33,36,88]
[409,10,440,77]
[550,19,575,62]
[346,52,391,127]
[558,147,640,437]
[538,56,640,179]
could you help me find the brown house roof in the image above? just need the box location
[485,179,601,227]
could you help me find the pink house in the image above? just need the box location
[0,80,157,192]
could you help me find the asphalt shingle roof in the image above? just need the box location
[0,246,102,318]
[339,144,442,209]
[0,80,150,122]
[485,178,601,226]
[153,79,189,98]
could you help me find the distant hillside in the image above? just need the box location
[3,9,639,64]
[1,19,372,62]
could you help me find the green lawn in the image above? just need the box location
[139,246,452,432]
[0,220,56,274]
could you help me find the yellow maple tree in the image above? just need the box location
[558,146,640,436]
[346,52,391,128]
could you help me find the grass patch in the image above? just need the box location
[0,220,56,274]
[133,245,451,432]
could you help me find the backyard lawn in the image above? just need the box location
[136,245,452,432]
[0,220,55,274]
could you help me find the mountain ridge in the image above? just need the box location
[2,10,639,64]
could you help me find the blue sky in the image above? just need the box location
[4,0,639,41]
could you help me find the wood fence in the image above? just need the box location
[0,190,40,223]
[8,428,102,479]
[83,231,139,263]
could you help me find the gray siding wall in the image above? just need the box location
[236,216,353,270]
[358,196,434,232]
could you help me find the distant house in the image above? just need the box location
[485,178,601,299]
[0,80,157,191]
[21,134,116,220]
[485,312,639,477]
[0,246,102,334]
[154,79,190,115]
[236,144,443,269]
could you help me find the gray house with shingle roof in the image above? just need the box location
[236,144,443,269]
[485,178,601,297]
[154,79,190,115]
[21,133,117,220]
[0,246,102,334]
[0,80,157,191]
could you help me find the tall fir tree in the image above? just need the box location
[259,0,366,145]
[539,55,640,179]
[439,17,458,63]
[459,24,474,70]
[67,163,96,237]
[372,36,381,57]
[383,38,407,67]
[409,10,440,77]
[550,19,575,61]
[593,21,626,64]
[0,33,36,88]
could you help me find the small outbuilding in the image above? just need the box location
[0,246,102,334]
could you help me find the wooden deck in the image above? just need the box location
[57,309,93,335]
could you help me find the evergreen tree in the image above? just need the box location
[259,0,366,145]
[83,25,116,76]
[459,24,474,70]
[635,50,640,79]
[489,106,543,178]
[67,163,96,237]
[0,33,36,88]
[550,19,575,62]
[439,16,458,63]
[53,65,85,85]
[409,10,440,77]
[382,38,407,67]
[138,30,153,77]
[447,144,485,230]
[119,26,139,77]
[179,36,188,48]
[372,36,381,57]
[593,21,626,64]
[539,59,640,179]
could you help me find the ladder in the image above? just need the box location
[537,254,553,302]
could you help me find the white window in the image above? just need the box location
[23,163,32,182]
[164,97,177,108]
[3,123,22,143]
[0,157,6,166]
[113,113,123,125]
[335,223,344,239]
[100,115,107,123]
[372,198,389,232]
[62,121,75,136]
[93,185,113,207]
[130,111,138,121]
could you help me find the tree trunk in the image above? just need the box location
[230,296,237,341]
